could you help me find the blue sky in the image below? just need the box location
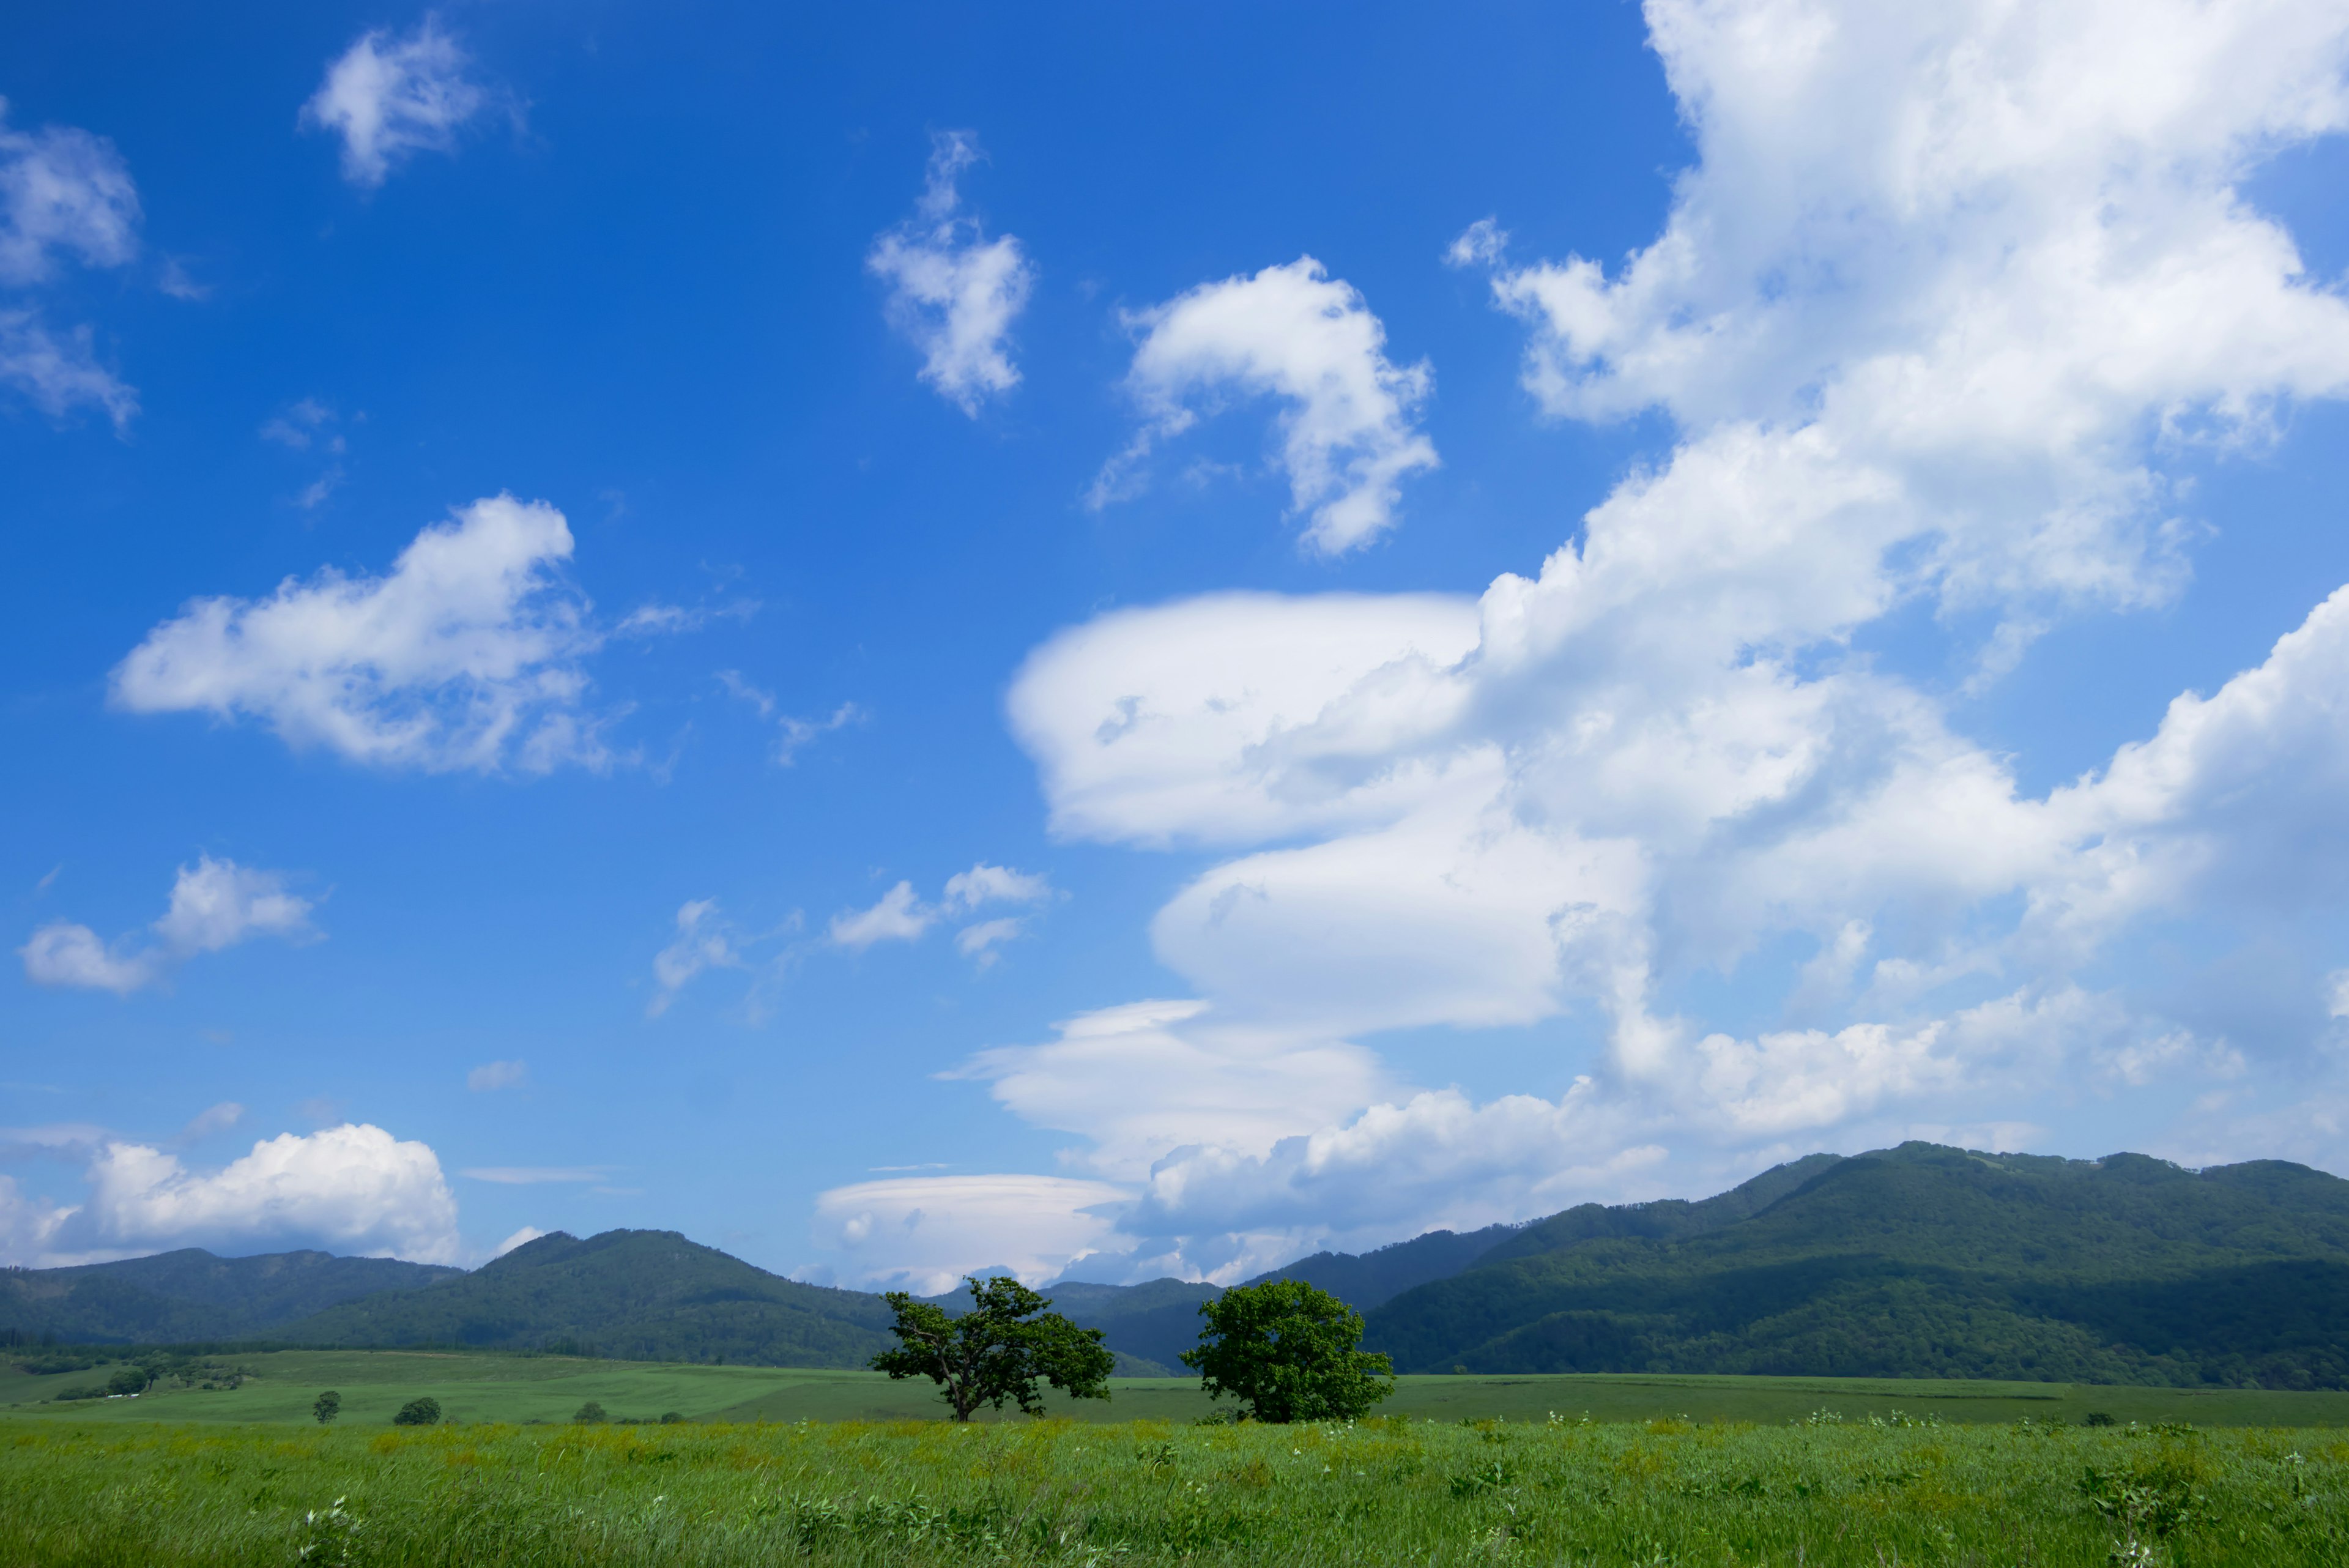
[7,1,2349,1291]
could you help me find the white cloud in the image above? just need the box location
[934,0,2349,1281]
[111,494,614,774]
[0,99,139,285]
[493,1224,547,1257]
[0,102,141,430]
[867,130,1034,415]
[1092,258,1438,554]
[177,1102,245,1143]
[954,918,1025,967]
[647,898,742,1017]
[944,1000,1390,1182]
[0,1123,460,1268]
[0,310,135,429]
[943,863,1052,911]
[301,17,499,189]
[828,881,933,949]
[812,1173,1126,1293]
[466,1060,527,1093]
[717,672,861,765]
[460,1166,603,1185]
[828,864,1055,954]
[20,854,316,995]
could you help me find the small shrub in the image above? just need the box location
[573,1400,609,1424]
[292,1496,363,1567]
[659,1411,683,1424]
[2086,1411,2118,1427]
[392,1396,440,1426]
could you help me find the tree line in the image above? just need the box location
[871,1276,1393,1423]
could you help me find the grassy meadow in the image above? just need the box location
[2,1405,2347,1566]
[10,1348,2349,1429]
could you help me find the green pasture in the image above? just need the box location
[7,1347,2349,1429]
[4,1408,2347,1565]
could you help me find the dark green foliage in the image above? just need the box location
[391,1395,440,1425]
[1182,1278,1395,1422]
[573,1400,609,1424]
[312,1389,340,1424]
[283,1230,896,1367]
[935,1277,1218,1374]
[1366,1143,2349,1386]
[104,1364,150,1395]
[1244,1222,1523,1310]
[0,1248,459,1343]
[871,1276,1115,1421]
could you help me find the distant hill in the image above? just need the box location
[0,1248,460,1343]
[12,1144,2347,1390]
[1365,1144,2349,1388]
[280,1230,896,1367]
[1244,1222,1524,1309]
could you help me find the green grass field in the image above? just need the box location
[2,1407,2345,1565]
[9,1348,2349,1429]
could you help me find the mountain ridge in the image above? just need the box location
[9,1143,2347,1389]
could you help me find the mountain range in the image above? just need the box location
[7,1142,2346,1389]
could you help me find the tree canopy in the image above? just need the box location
[1182,1278,1394,1422]
[870,1276,1115,1421]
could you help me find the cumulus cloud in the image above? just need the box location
[867,130,1034,415]
[812,1173,1126,1293]
[110,494,615,773]
[301,17,501,188]
[884,0,2349,1284]
[1091,258,1438,554]
[828,864,1055,957]
[0,1123,460,1268]
[20,854,316,995]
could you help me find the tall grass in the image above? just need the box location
[2,1411,2342,1565]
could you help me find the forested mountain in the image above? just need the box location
[1365,1144,2349,1387]
[0,1248,460,1343]
[280,1230,897,1366]
[1244,1222,1524,1309]
[9,1145,2348,1389]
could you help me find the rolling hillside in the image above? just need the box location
[1365,1144,2349,1387]
[0,1247,461,1343]
[279,1230,897,1367]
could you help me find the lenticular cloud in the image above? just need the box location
[825,0,2349,1287]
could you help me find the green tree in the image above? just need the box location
[870,1276,1115,1421]
[1182,1278,1395,1422]
[391,1395,440,1426]
[313,1389,341,1424]
[573,1400,609,1424]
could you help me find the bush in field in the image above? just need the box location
[391,1395,440,1425]
[871,1276,1115,1421]
[105,1364,151,1395]
[313,1389,341,1424]
[1182,1278,1394,1422]
[574,1400,609,1424]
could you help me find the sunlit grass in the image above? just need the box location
[2,1411,2344,1564]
